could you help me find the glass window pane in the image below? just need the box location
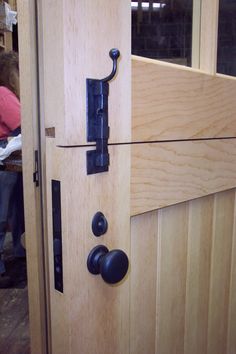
[131,0,193,66]
[217,0,236,76]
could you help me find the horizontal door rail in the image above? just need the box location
[132,56,236,143]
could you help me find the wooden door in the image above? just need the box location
[34,1,236,353]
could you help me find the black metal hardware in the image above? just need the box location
[33,150,39,187]
[92,212,108,237]
[87,245,129,284]
[52,180,63,292]
[86,48,120,175]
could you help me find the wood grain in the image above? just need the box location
[130,211,158,354]
[207,190,235,354]
[191,0,201,69]
[130,191,236,354]
[227,192,236,353]
[41,0,131,146]
[132,56,236,142]
[200,0,219,73]
[156,202,189,354]
[131,139,236,215]
[18,1,47,353]
[184,196,214,354]
[46,140,130,354]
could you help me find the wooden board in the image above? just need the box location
[200,0,219,73]
[132,56,236,142]
[130,190,236,354]
[207,190,235,354]
[40,0,131,146]
[184,196,213,354]
[131,139,236,215]
[46,140,130,354]
[130,210,158,354]
[18,1,48,353]
[227,198,236,353]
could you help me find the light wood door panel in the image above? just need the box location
[40,1,234,147]
[227,208,236,353]
[130,211,158,354]
[46,138,236,354]
[132,56,236,142]
[207,190,235,354]
[130,190,236,354]
[131,139,236,215]
[40,0,131,146]
[40,2,236,354]
[156,202,189,354]
[184,196,214,354]
[46,140,130,354]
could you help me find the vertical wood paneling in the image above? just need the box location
[130,190,236,354]
[130,211,158,354]
[227,192,236,353]
[156,203,189,354]
[207,190,235,354]
[184,196,214,354]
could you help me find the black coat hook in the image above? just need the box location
[101,48,120,83]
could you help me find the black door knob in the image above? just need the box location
[92,212,108,236]
[87,245,129,284]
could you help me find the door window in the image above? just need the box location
[131,0,193,66]
[217,0,236,76]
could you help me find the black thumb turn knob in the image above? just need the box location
[87,245,129,284]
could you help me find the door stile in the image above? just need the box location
[45,142,131,354]
[199,0,219,74]
[39,0,131,146]
[39,1,131,353]
[192,0,220,73]
[191,0,201,69]
[18,1,48,353]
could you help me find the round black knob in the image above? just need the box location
[87,245,129,284]
[92,212,108,237]
[109,48,120,60]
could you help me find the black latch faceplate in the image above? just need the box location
[33,150,39,186]
[86,79,110,174]
[86,48,120,175]
[52,179,63,293]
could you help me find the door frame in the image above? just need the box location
[17,1,49,353]
[16,0,220,353]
